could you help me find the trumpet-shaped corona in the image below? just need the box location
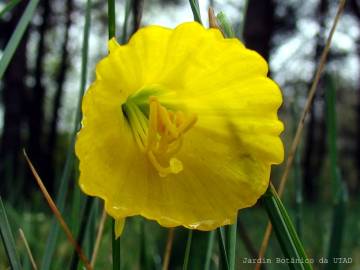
[75,22,284,230]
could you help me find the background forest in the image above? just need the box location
[0,0,360,269]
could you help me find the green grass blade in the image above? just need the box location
[327,179,348,270]
[217,227,230,270]
[204,231,215,270]
[0,197,22,270]
[108,0,116,38]
[239,0,249,40]
[226,221,237,270]
[216,12,235,38]
[69,197,93,270]
[325,74,339,197]
[188,0,202,24]
[121,0,131,44]
[40,0,92,268]
[325,74,348,269]
[260,185,312,270]
[182,230,193,270]
[112,219,121,270]
[290,101,303,238]
[294,148,303,237]
[0,0,21,18]
[0,0,39,80]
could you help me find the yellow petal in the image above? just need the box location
[75,21,284,231]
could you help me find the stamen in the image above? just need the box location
[158,105,179,138]
[178,115,198,134]
[124,95,197,177]
[147,152,183,177]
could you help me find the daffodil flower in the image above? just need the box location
[75,22,284,231]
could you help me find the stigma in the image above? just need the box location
[123,95,197,177]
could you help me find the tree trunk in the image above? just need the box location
[349,0,360,194]
[47,0,73,183]
[0,1,30,197]
[27,0,52,189]
[243,0,275,61]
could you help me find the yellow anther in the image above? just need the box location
[158,105,179,138]
[178,114,197,134]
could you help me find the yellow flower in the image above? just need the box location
[75,22,284,231]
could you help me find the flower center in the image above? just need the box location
[122,94,197,177]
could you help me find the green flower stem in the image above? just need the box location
[112,219,121,270]
[108,0,116,38]
[217,227,230,270]
[188,0,202,25]
[121,0,131,43]
[260,184,312,270]
[0,0,40,80]
[325,74,348,269]
[226,220,237,270]
[182,230,193,270]
[204,231,215,270]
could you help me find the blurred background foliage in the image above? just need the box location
[0,0,360,269]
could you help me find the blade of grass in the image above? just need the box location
[325,74,339,196]
[108,0,116,38]
[162,228,175,270]
[121,0,132,44]
[226,221,237,270]
[24,151,93,270]
[0,0,39,80]
[182,230,193,270]
[204,231,215,270]
[40,0,92,268]
[324,74,348,269]
[290,101,303,237]
[216,12,235,38]
[327,178,347,270]
[237,220,258,259]
[19,228,38,270]
[91,207,107,267]
[208,7,219,29]
[112,219,121,270]
[217,227,230,270]
[260,184,312,270]
[0,0,21,18]
[239,0,249,40]
[83,200,97,263]
[294,146,303,237]
[256,0,346,267]
[70,171,83,236]
[0,197,22,270]
[189,0,202,24]
[69,197,94,270]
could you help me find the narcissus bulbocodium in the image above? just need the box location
[75,22,284,232]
